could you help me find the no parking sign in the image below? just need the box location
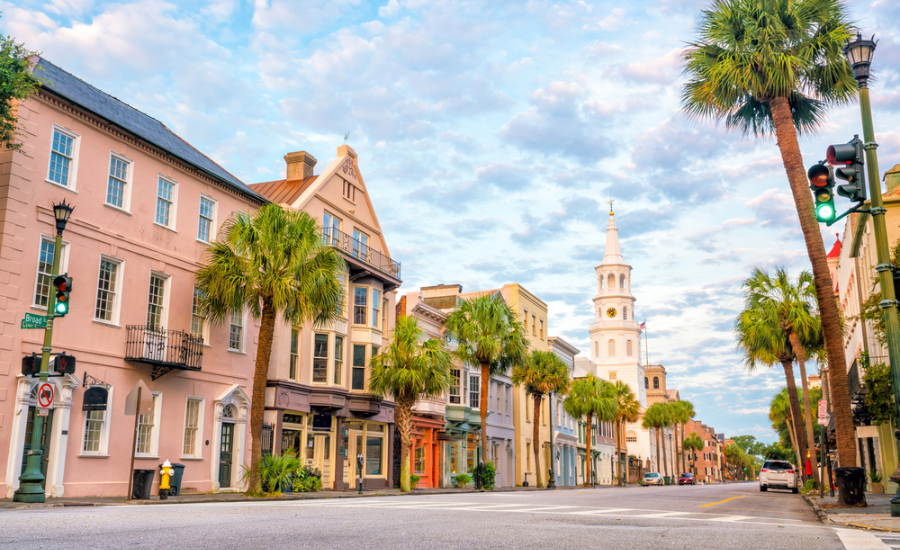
[37,383,54,416]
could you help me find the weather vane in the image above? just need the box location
[607,190,615,214]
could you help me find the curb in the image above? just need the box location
[802,494,830,524]
[802,494,900,532]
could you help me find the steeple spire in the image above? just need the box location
[601,210,624,264]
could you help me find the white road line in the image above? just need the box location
[836,528,892,549]
[499,506,578,513]
[570,508,635,515]
[637,512,692,518]
[709,515,754,522]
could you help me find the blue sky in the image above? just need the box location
[5,0,900,444]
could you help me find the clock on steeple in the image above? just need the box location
[606,307,617,318]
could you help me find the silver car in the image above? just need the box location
[643,472,662,486]
[759,460,799,493]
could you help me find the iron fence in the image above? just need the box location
[322,227,401,280]
[125,325,203,371]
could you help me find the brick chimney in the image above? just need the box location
[284,151,317,180]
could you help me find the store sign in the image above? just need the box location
[83,386,109,411]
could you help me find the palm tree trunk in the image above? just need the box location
[397,397,413,493]
[247,297,278,495]
[770,96,856,468]
[533,393,543,488]
[781,359,809,478]
[785,416,800,467]
[584,414,593,486]
[479,362,490,464]
[788,332,821,487]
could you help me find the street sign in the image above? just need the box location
[37,383,53,409]
[818,400,827,419]
[21,313,47,329]
[38,409,49,417]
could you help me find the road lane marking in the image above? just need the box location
[699,495,746,508]
[708,515,754,522]
[836,528,892,549]
[570,508,634,515]
[501,506,578,513]
[638,512,692,518]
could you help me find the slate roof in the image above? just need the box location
[32,57,266,204]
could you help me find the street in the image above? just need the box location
[0,483,890,549]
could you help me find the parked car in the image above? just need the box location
[759,460,799,493]
[678,472,696,485]
[643,472,662,486]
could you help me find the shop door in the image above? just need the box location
[20,407,54,489]
[219,423,234,488]
[315,434,332,485]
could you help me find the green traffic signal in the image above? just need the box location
[808,162,836,224]
[53,274,72,317]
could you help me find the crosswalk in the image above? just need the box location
[287,498,811,528]
[836,529,900,549]
[874,533,900,549]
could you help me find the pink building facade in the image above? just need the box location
[0,59,264,498]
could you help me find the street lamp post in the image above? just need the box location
[843,32,900,517]
[13,200,73,503]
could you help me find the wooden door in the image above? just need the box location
[219,423,234,488]
[315,434,332,485]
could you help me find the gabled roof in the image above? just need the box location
[32,57,265,204]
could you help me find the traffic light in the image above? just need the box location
[827,135,867,203]
[53,353,76,375]
[53,274,72,317]
[21,354,39,377]
[808,162,836,223]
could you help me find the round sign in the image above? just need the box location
[37,383,54,409]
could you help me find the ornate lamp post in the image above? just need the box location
[14,200,74,503]
[843,32,900,516]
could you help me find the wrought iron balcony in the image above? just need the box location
[322,227,401,281]
[125,325,203,380]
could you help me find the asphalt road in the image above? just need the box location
[0,482,884,549]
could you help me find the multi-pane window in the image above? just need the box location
[449,369,461,404]
[469,375,480,408]
[229,311,243,351]
[372,290,380,329]
[354,287,367,325]
[94,259,120,322]
[290,327,300,380]
[82,409,105,453]
[334,336,344,385]
[156,178,175,227]
[34,238,59,308]
[381,299,387,329]
[183,398,201,457]
[609,371,617,381]
[136,395,158,455]
[352,230,368,259]
[539,319,544,338]
[352,345,366,390]
[323,212,341,245]
[414,445,425,473]
[48,128,75,187]
[106,155,129,208]
[191,287,205,338]
[197,196,215,243]
[146,274,166,330]
[313,333,328,383]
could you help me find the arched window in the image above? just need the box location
[600,277,605,290]
[626,431,638,443]
[608,339,616,356]
[644,377,649,389]
[607,274,614,290]
[623,306,628,320]
[626,340,633,356]
[653,376,659,389]
[594,341,599,358]
[620,274,626,289]
[223,404,237,419]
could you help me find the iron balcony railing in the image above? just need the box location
[322,227,401,280]
[125,325,203,379]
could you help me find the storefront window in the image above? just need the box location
[414,445,425,474]
[449,442,459,474]
[366,436,383,475]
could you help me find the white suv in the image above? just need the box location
[759,460,799,493]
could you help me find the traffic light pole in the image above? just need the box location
[857,85,900,516]
[12,233,61,503]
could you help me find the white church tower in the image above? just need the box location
[589,209,646,407]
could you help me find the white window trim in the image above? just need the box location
[45,124,80,192]
[146,271,171,330]
[79,386,115,457]
[181,395,205,459]
[155,175,179,231]
[228,308,246,353]
[197,194,217,244]
[93,254,124,326]
[104,151,134,213]
[32,234,69,311]
[191,286,210,345]
[135,391,163,458]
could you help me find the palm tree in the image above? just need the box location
[683,433,704,479]
[564,374,617,487]
[613,381,640,485]
[741,267,823,486]
[511,350,571,488]
[445,294,528,463]
[642,402,672,477]
[196,204,344,494]
[770,389,801,464]
[369,316,452,492]
[682,0,858,469]
[670,400,695,476]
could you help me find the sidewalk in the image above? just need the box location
[0,483,627,510]
[805,491,900,532]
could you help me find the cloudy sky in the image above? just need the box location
[5,0,900,443]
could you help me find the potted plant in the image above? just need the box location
[871,470,884,494]
[410,474,421,490]
[454,473,472,488]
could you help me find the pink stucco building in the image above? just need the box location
[0,58,264,498]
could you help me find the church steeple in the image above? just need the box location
[601,210,624,265]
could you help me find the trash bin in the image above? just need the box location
[132,469,155,500]
[169,463,185,496]
[664,476,671,485]
[834,467,866,506]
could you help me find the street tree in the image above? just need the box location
[1,26,42,151]
[564,374,617,487]
[195,204,344,494]
[511,350,571,488]
[670,400,695,476]
[613,381,640,485]
[770,388,802,464]
[682,0,858,468]
[731,435,766,458]
[369,316,452,493]
[683,433,704,478]
[642,402,673,478]
[445,294,528,463]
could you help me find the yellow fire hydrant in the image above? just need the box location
[159,460,173,500]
